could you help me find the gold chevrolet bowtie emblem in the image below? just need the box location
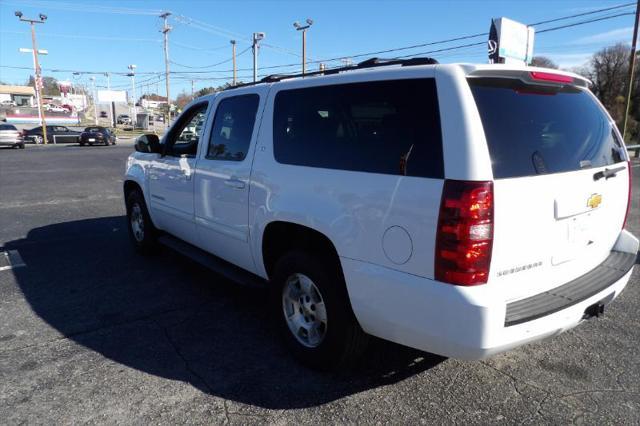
[587,193,602,209]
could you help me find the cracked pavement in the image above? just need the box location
[0,144,639,424]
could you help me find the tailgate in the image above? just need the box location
[468,74,630,301]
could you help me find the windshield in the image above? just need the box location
[468,78,625,179]
[0,124,17,131]
[85,127,102,132]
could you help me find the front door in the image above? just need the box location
[148,102,209,245]
[194,91,263,273]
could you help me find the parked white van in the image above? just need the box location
[124,58,637,370]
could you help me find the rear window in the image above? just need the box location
[0,124,17,131]
[273,79,443,178]
[469,78,625,179]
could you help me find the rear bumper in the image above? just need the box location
[342,230,638,360]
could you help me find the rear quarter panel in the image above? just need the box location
[249,69,446,279]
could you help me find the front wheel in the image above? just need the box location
[34,135,43,144]
[126,189,158,254]
[271,251,369,370]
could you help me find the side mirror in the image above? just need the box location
[134,134,161,153]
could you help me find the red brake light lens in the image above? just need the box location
[435,180,494,286]
[530,71,573,84]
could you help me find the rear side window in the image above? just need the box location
[273,79,443,178]
[0,124,17,131]
[469,78,625,179]
[207,94,260,161]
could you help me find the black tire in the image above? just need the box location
[104,139,109,146]
[271,251,369,370]
[18,143,25,149]
[79,142,85,146]
[125,189,158,254]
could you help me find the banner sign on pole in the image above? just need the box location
[488,17,535,65]
[97,90,127,103]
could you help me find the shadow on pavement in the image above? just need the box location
[4,216,443,409]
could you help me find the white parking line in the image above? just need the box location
[0,250,26,272]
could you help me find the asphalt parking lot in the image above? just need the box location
[0,144,639,424]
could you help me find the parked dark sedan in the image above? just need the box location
[79,126,116,146]
[24,125,81,144]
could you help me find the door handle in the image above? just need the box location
[224,178,246,189]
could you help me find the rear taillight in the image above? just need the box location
[435,180,494,286]
[623,160,632,229]
[530,71,573,84]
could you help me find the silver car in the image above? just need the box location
[0,124,25,149]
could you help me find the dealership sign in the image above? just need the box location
[97,90,127,103]
[488,17,535,65]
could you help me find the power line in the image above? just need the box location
[536,12,636,34]
[5,0,164,16]
[170,41,230,52]
[170,46,251,69]
[528,2,635,26]
[1,4,636,83]
[167,3,640,74]
[0,30,161,43]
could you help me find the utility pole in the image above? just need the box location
[191,80,195,99]
[231,40,237,85]
[160,12,172,125]
[105,72,111,90]
[622,0,639,142]
[252,32,265,82]
[15,11,48,144]
[90,77,98,125]
[128,64,137,127]
[294,19,313,75]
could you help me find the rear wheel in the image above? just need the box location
[17,143,25,149]
[271,251,369,370]
[34,135,43,144]
[126,189,158,254]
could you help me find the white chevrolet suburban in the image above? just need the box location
[124,58,637,370]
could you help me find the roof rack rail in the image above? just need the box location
[226,56,438,90]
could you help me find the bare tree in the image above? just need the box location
[587,43,631,122]
[531,56,559,69]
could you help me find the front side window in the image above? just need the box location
[207,94,260,161]
[165,102,208,156]
[273,79,444,178]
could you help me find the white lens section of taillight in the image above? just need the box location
[469,223,492,240]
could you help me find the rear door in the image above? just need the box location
[193,89,265,273]
[468,74,630,300]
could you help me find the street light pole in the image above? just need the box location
[252,32,265,82]
[15,11,48,144]
[90,77,98,125]
[160,12,172,125]
[621,0,639,142]
[231,40,237,85]
[294,19,313,75]
[128,64,137,128]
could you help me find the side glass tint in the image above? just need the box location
[207,94,260,161]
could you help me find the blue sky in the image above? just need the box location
[0,0,637,99]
